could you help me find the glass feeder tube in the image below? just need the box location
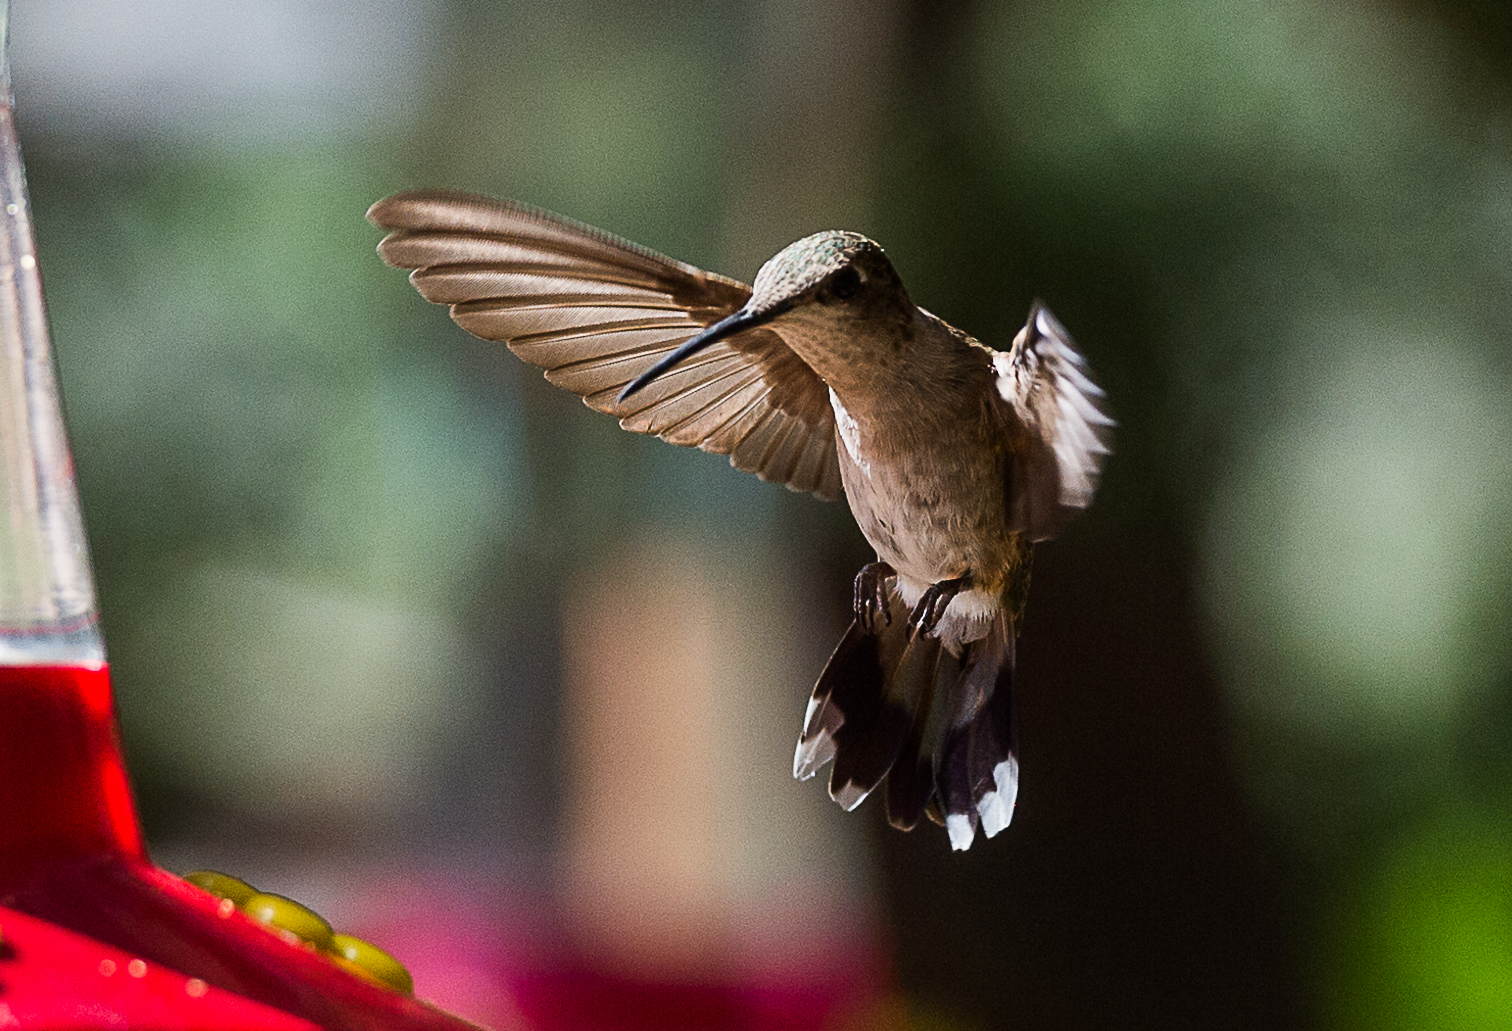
[0,6,491,1026]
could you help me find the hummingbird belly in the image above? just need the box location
[830,390,1019,650]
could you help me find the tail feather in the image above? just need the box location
[794,607,911,812]
[964,619,1018,838]
[793,621,875,783]
[794,598,1019,850]
[885,734,934,831]
[886,637,959,833]
[935,727,978,835]
[827,606,919,811]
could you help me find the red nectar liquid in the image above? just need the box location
[0,664,145,892]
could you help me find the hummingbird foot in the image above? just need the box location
[853,561,896,633]
[909,574,972,636]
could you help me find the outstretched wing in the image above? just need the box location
[369,189,842,500]
[993,302,1113,540]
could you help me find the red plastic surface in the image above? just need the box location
[0,904,320,1030]
[0,664,484,1030]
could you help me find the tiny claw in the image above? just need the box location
[852,561,896,634]
[908,573,971,636]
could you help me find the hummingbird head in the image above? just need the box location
[619,230,911,401]
[747,231,903,317]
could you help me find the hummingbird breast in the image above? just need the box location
[828,384,1026,649]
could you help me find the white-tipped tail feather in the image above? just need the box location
[794,596,1018,850]
[946,814,976,851]
[975,756,1020,838]
[793,726,836,781]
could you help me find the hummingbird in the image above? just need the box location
[367,190,1111,850]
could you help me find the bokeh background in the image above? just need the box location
[14,0,1512,1028]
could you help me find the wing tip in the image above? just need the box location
[367,188,488,230]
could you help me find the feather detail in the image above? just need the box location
[993,302,1113,540]
[795,588,1019,850]
[368,189,843,499]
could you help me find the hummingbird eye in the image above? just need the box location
[828,266,863,300]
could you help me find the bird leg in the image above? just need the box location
[853,561,896,634]
[909,573,972,636]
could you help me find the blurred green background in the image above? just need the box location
[14,0,1512,1027]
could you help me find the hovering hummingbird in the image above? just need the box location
[368,190,1111,850]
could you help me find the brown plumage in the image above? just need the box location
[368,189,1112,850]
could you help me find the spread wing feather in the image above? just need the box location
[369,189,842,500]
[992,301,1113,540]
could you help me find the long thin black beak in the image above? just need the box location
[618,302,790,402]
